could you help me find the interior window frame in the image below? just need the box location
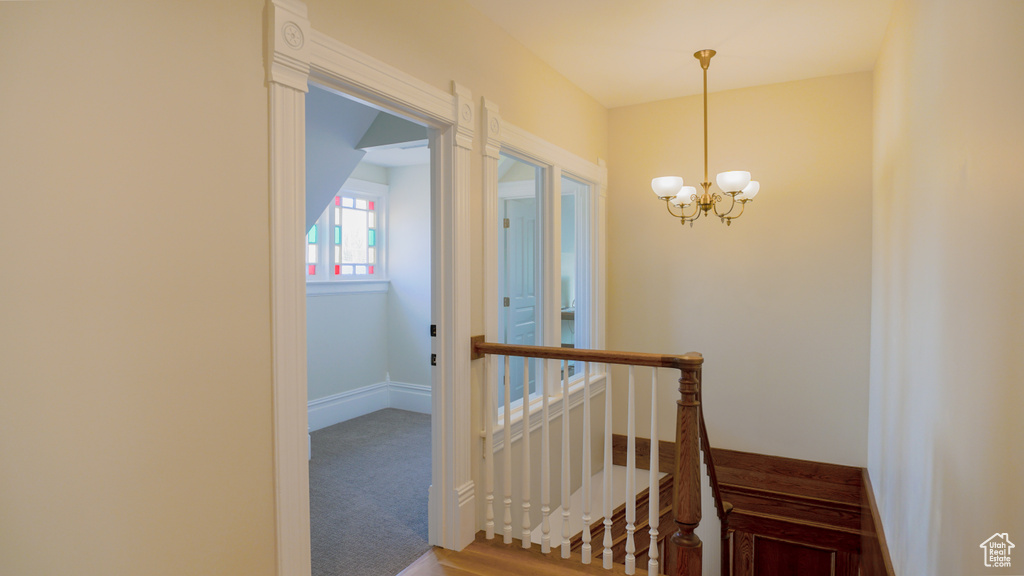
[488,129,605,427]
[306,178,390,296]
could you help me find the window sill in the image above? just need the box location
[488,371,607,453]
[306,279,389,295]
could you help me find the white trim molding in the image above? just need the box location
[480,110,609,428]
[308,382,390,432]
[389,381,433,414]
[266,0,476,568]
[266,2,312,576]
[308,381,432,433]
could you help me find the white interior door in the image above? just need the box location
[501,196,537,399]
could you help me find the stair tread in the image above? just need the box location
[399,533,649,576]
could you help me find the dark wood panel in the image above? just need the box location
[734,530,754,576]
[753,537,833,576]
[717,468,861,505]
[835,550,861,576]
[859,470,896,576]
[721,489,861,530]
[728,511,862,553]
[711,448,863,487]
[611,434,675,472]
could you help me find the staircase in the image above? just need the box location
[714,449,893,576]
[459,338,893,576]
[400,533,649,576]
[469,339,716,576]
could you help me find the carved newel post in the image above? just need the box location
[668,354,703,575]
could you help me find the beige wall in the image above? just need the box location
[870,1,1024,573]
[0,2,276,574]
[607,73,873,466]
[304,0,608,166]
[0,0,608,574]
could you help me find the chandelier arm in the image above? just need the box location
[721,200,748,223]
[664,198,685,219]
[711,193,738,218]
[682,206,703,226]
[665,198,701,220]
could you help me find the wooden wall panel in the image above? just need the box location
[858,470,896,576]
[753,537,833,576]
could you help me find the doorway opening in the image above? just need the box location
[305,83,434,576]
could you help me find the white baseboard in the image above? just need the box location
[388,381,432,414]
[308,381,431,432]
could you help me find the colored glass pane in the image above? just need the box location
[355,198,367,210]
[307,225,316,244]
[368,228,376,247]
[341,208,367,263]
[341,197,354,208]
[308,264,316,275]
[368,201,375,210]
[334,226,340,245]
[334,196,341,206]
[307,244,317,264]
[368,265,374,275]
[334,265,340,275]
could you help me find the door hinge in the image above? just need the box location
[430,353,437,366]
[503,218,510,229]
[430,324,436,337]
[503,297,510,307]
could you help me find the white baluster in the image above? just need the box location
[625,365,636,574]
[561,359,571,558]
[521,357,532,548]
[602,364,613,569]
[541,358,551,553]
[581,362,592,564]
[648,368,660,574]
[503,355,512,544]
[485,354,495,539]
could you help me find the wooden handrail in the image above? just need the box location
[471,335,718,576]
[470,335,703,371]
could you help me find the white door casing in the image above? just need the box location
[266,2,475,575]
[483,101,607,389]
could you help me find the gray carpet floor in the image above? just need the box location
[310,409,432,576]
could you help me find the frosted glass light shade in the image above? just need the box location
[737,180,759,200]
[716,171,751,193]
[652,176,684,198]
[675,186,698,205]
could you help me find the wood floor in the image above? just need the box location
[398,532,648,576]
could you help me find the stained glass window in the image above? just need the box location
[306,224,319,279]
[308,192,382,283]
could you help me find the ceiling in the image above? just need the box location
[463,0,896,108]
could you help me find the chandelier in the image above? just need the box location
[651,49,760,226]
